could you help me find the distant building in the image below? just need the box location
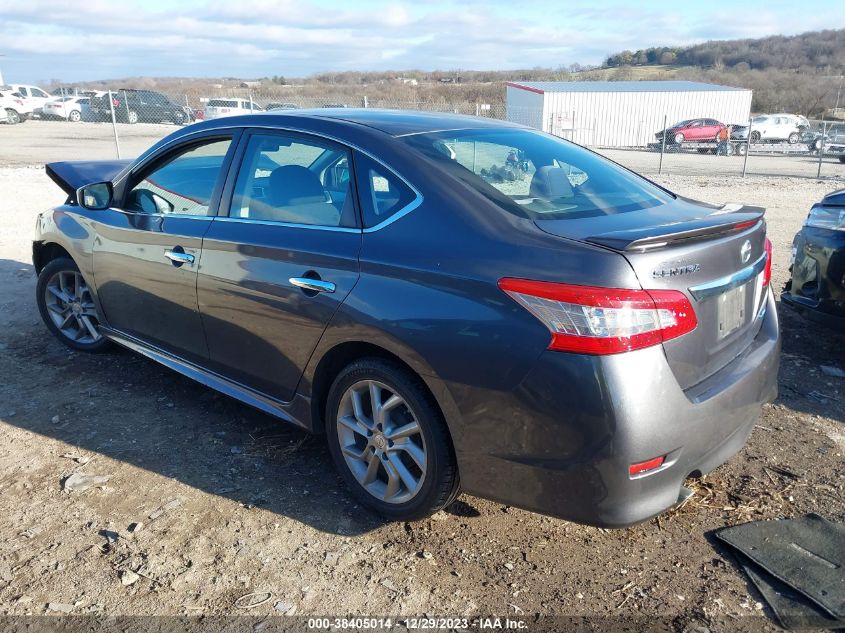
[239,81,262,89]
[506,80,753,147]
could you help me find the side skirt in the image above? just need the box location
[101,327,314,431]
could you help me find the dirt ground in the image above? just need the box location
[0,136,844,630]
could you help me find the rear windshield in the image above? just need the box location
[403,128,672,221]
[207,99,239,107]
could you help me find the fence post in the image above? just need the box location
[249,91,254,112]
[363,95,368,108]
[741,117,752,177]
[122,90,130,123]
[108,90,121,159]
[817,121,828,178]
[475,103,480,117]
[572,110,577,143]
[658,114,667,175]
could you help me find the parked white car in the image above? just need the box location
[42,96,89,122]
[3,84,52,115]
[0,88,33,124]
[747,114,804,144]
[204,98,262,120]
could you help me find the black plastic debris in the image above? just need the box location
[715,514,845,630]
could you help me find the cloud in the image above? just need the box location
[0,0,834,82]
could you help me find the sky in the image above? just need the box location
[0,0,838,84]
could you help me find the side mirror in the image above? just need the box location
[77,182,113,210]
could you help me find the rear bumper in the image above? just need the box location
[453,289,780,527]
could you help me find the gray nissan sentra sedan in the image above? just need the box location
[33,110,780,527]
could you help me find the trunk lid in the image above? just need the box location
[535,196,769,390]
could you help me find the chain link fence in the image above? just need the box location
[8,84,845,180]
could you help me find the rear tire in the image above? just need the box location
[36,257,111,353]
[839,156,845,164]
[127,110,139,124]
[68,110,81,122]
[788,132,799,144]
[5,109,20,124]
[750,130,761,143]
[325,358,459,521]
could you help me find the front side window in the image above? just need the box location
[230,133,354,227]
[125,139,232,216]
[403,128,672,221]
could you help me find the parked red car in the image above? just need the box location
[656,118,726,144]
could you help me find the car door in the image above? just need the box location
[703,119,721,140]
[92,132,240,363]
[685,119,704,140]
[197,129,361,402]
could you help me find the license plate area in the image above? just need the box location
[717,283,747,339]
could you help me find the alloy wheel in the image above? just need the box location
[335,380,427,504]
[44,270,102,344]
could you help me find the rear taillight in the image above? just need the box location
[498,279,697,355]
[762,238,773,287]
[112,98,120,107]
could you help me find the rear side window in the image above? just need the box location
[230,133,354,227]
[354,153,417,228]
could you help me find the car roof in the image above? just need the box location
[247,108,525,137]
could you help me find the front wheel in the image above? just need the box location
[5,109,20,124]
[36,258,110,352]
[325,358,459,520]
[673,132,684,144]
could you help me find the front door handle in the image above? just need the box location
[165,249,195,265]
[289,277,336,294]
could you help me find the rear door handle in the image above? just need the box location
[289,277,336,294]
[165,249,195,265]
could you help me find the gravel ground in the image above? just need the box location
[0,151,843,630]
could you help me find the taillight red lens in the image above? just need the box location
[498,279,697,355]
[762,238,773,287]
[112,98,120,107]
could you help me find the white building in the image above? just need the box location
[506,80,753,148]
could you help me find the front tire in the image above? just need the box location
[325,358,459,520]
[750,130,761,143]
[36,258,110,353]
[5,109,20,124]
[673,132,684,144]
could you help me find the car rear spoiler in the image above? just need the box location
[585,206,766,252]
[46,159,132,200]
